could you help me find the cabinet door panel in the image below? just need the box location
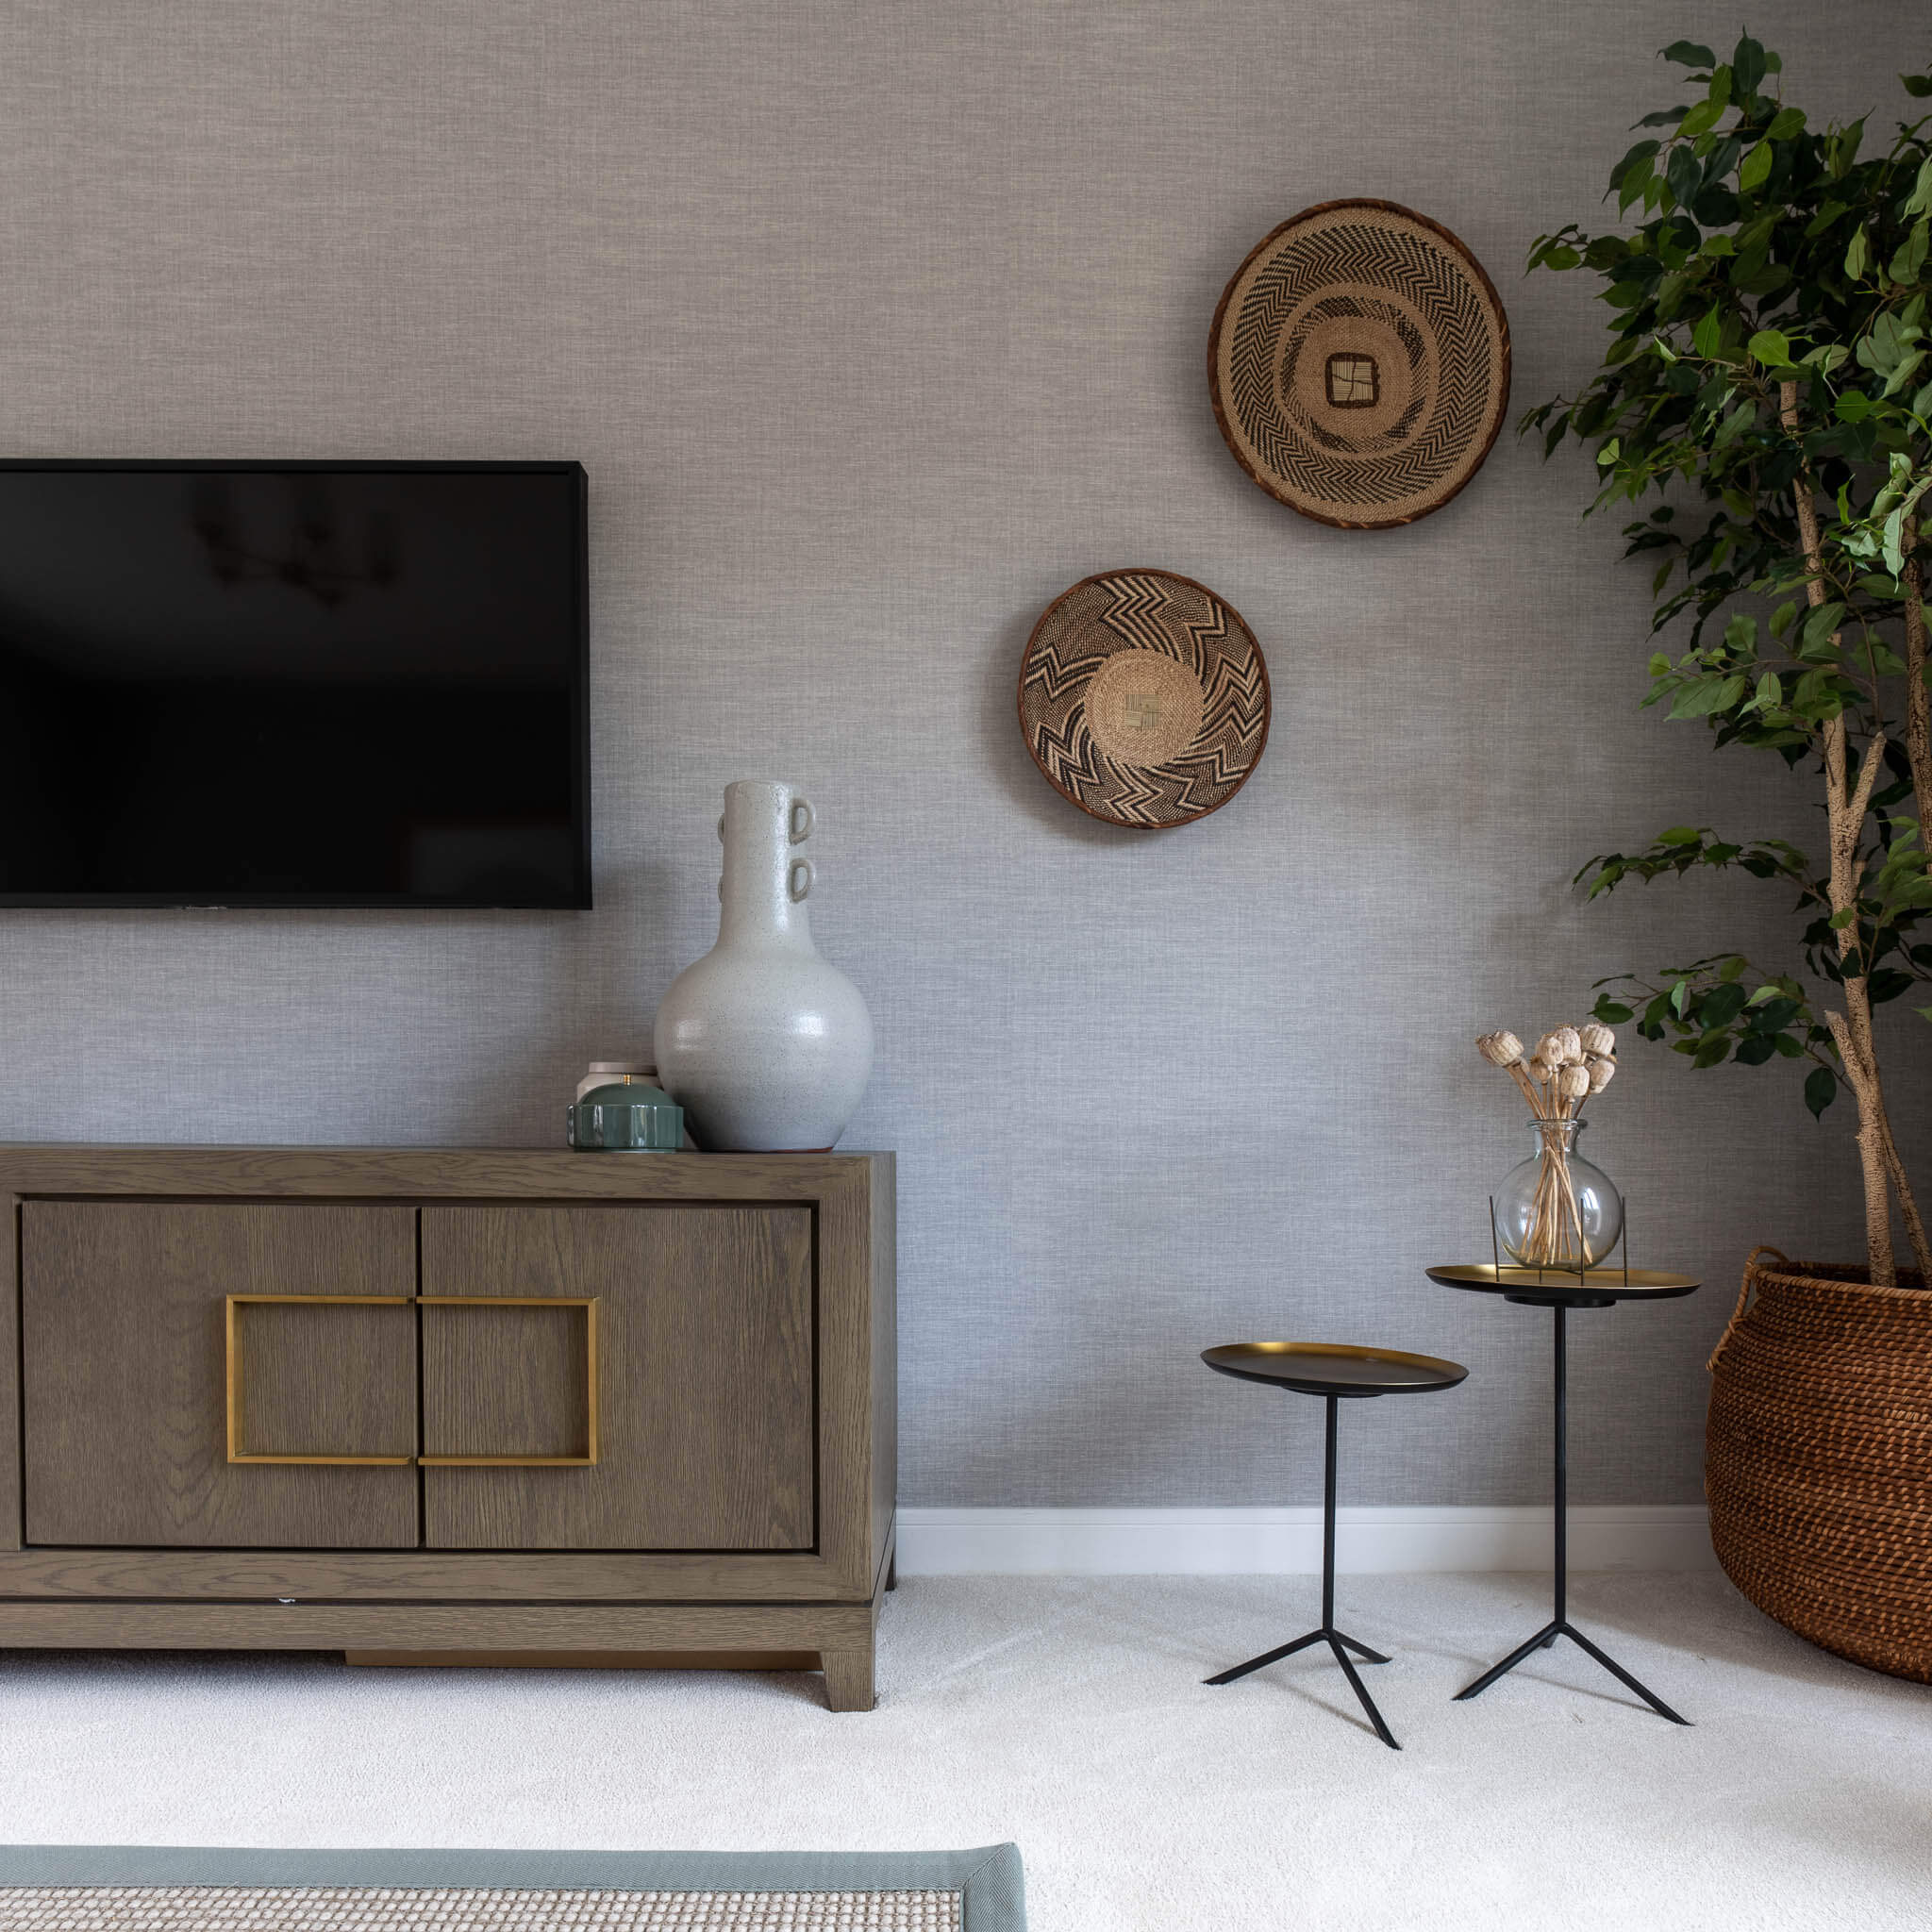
[422,1206,813,1551]
[23,1203,419,1548]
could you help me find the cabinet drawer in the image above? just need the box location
[421,1205,814,1552]
[22,1203,419,1548]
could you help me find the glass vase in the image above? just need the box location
[1495,1117,1624,1270]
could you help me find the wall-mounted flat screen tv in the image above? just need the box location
[0,459,591,908]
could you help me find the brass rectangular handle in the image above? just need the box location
[417,1296,600,1467]
[225,1294,416,1465]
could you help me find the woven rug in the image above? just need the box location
[0,1849,1024,1932]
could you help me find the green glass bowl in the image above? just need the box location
[566,1081,685,1152]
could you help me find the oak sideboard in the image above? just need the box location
[0,1147,895,1710]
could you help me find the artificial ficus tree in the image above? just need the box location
[1525,35,1932,1285]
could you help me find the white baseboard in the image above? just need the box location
[894,1505,1715,1575]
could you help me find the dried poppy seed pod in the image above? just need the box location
[1578,1022,1617,1058]
[1587,1055,1618,1093]
[1528,1056,1557,1085]
[1557,1063,1591,1103]
[1477,1030,1525,1068]
[1548,1025,1584,1063]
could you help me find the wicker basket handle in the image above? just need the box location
[1707,1244,1790,1374]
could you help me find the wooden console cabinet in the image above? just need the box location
[0,1148,894,1710]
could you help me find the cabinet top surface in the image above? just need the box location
[0,1146,891,1201]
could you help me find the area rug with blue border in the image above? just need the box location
[0,1846,1025,1930]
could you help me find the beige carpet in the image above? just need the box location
[2,1574,1927,1931]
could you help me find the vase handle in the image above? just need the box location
[790,797,815,844]
[789,858,814,903]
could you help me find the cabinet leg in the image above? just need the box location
[822,1647,875,1712]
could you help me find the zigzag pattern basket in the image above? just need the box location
[1706,1248,1932,1681]
[1017,568,1270,828]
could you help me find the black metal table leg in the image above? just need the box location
[1454,1304,1690,1724]
[1207,1391,1401,1748]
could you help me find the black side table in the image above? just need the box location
[1426,1264,1701,1724]
[1201,1341,1469,1750]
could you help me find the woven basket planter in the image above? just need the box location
[1707,1247,1932,1680]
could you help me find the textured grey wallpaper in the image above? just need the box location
[0,1,1924,1508]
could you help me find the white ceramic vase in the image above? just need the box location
[653,779,874,1152]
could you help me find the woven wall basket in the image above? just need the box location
[1017,568,1270,828]
[1208,198,1510,529]
[1706,1247,1932,1681]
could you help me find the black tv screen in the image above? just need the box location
[0,460,590,908]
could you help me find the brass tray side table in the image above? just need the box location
[1426,1264,1701,1724]
[1200,1341,1469,1750]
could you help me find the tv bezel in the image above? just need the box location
[0,457,592,911]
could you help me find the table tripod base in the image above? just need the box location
[1207,1628,1400,1749]
[1455,1619,1690,1725]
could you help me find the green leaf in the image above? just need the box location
[1667,142,1704,204]
[1773,1033,1806,1058]
[1831,116,1867,178]
[1836,391,1875,423]
[1739,141,1774,192]
[1749,328,1793,367]
[1657,825,1703,845]
[1660,41,1717,69]
[1766,107,1807,140]
[1713,398,1757,445]
[1801,601,1845,648]
[1691,307,1724,358]
[1731,36,1765,97]
[1770,601,1797,638]
[1595,437,1621,467]
[1885,350,1927,400]
[1592,997,1636,1024]
[1905,75,1932,101]
[1670,978,1692,1017]
[1736,1034,1777,1066]
[1889,220,1930,288]
[1907,156,1932,219]
[1692,1032,1733,1068]
[1805,1066,1838,1118]
[1610,139,1661,194]
[1846,227,1871,280]
[1703,983,1750,1026]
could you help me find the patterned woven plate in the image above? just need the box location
[1208,198,1510,529]
[1018,568,1270,828]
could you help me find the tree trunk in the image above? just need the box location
[1823,721,1897,1287]
[1784,377,1908,1285]
[1907,527,1931,834]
